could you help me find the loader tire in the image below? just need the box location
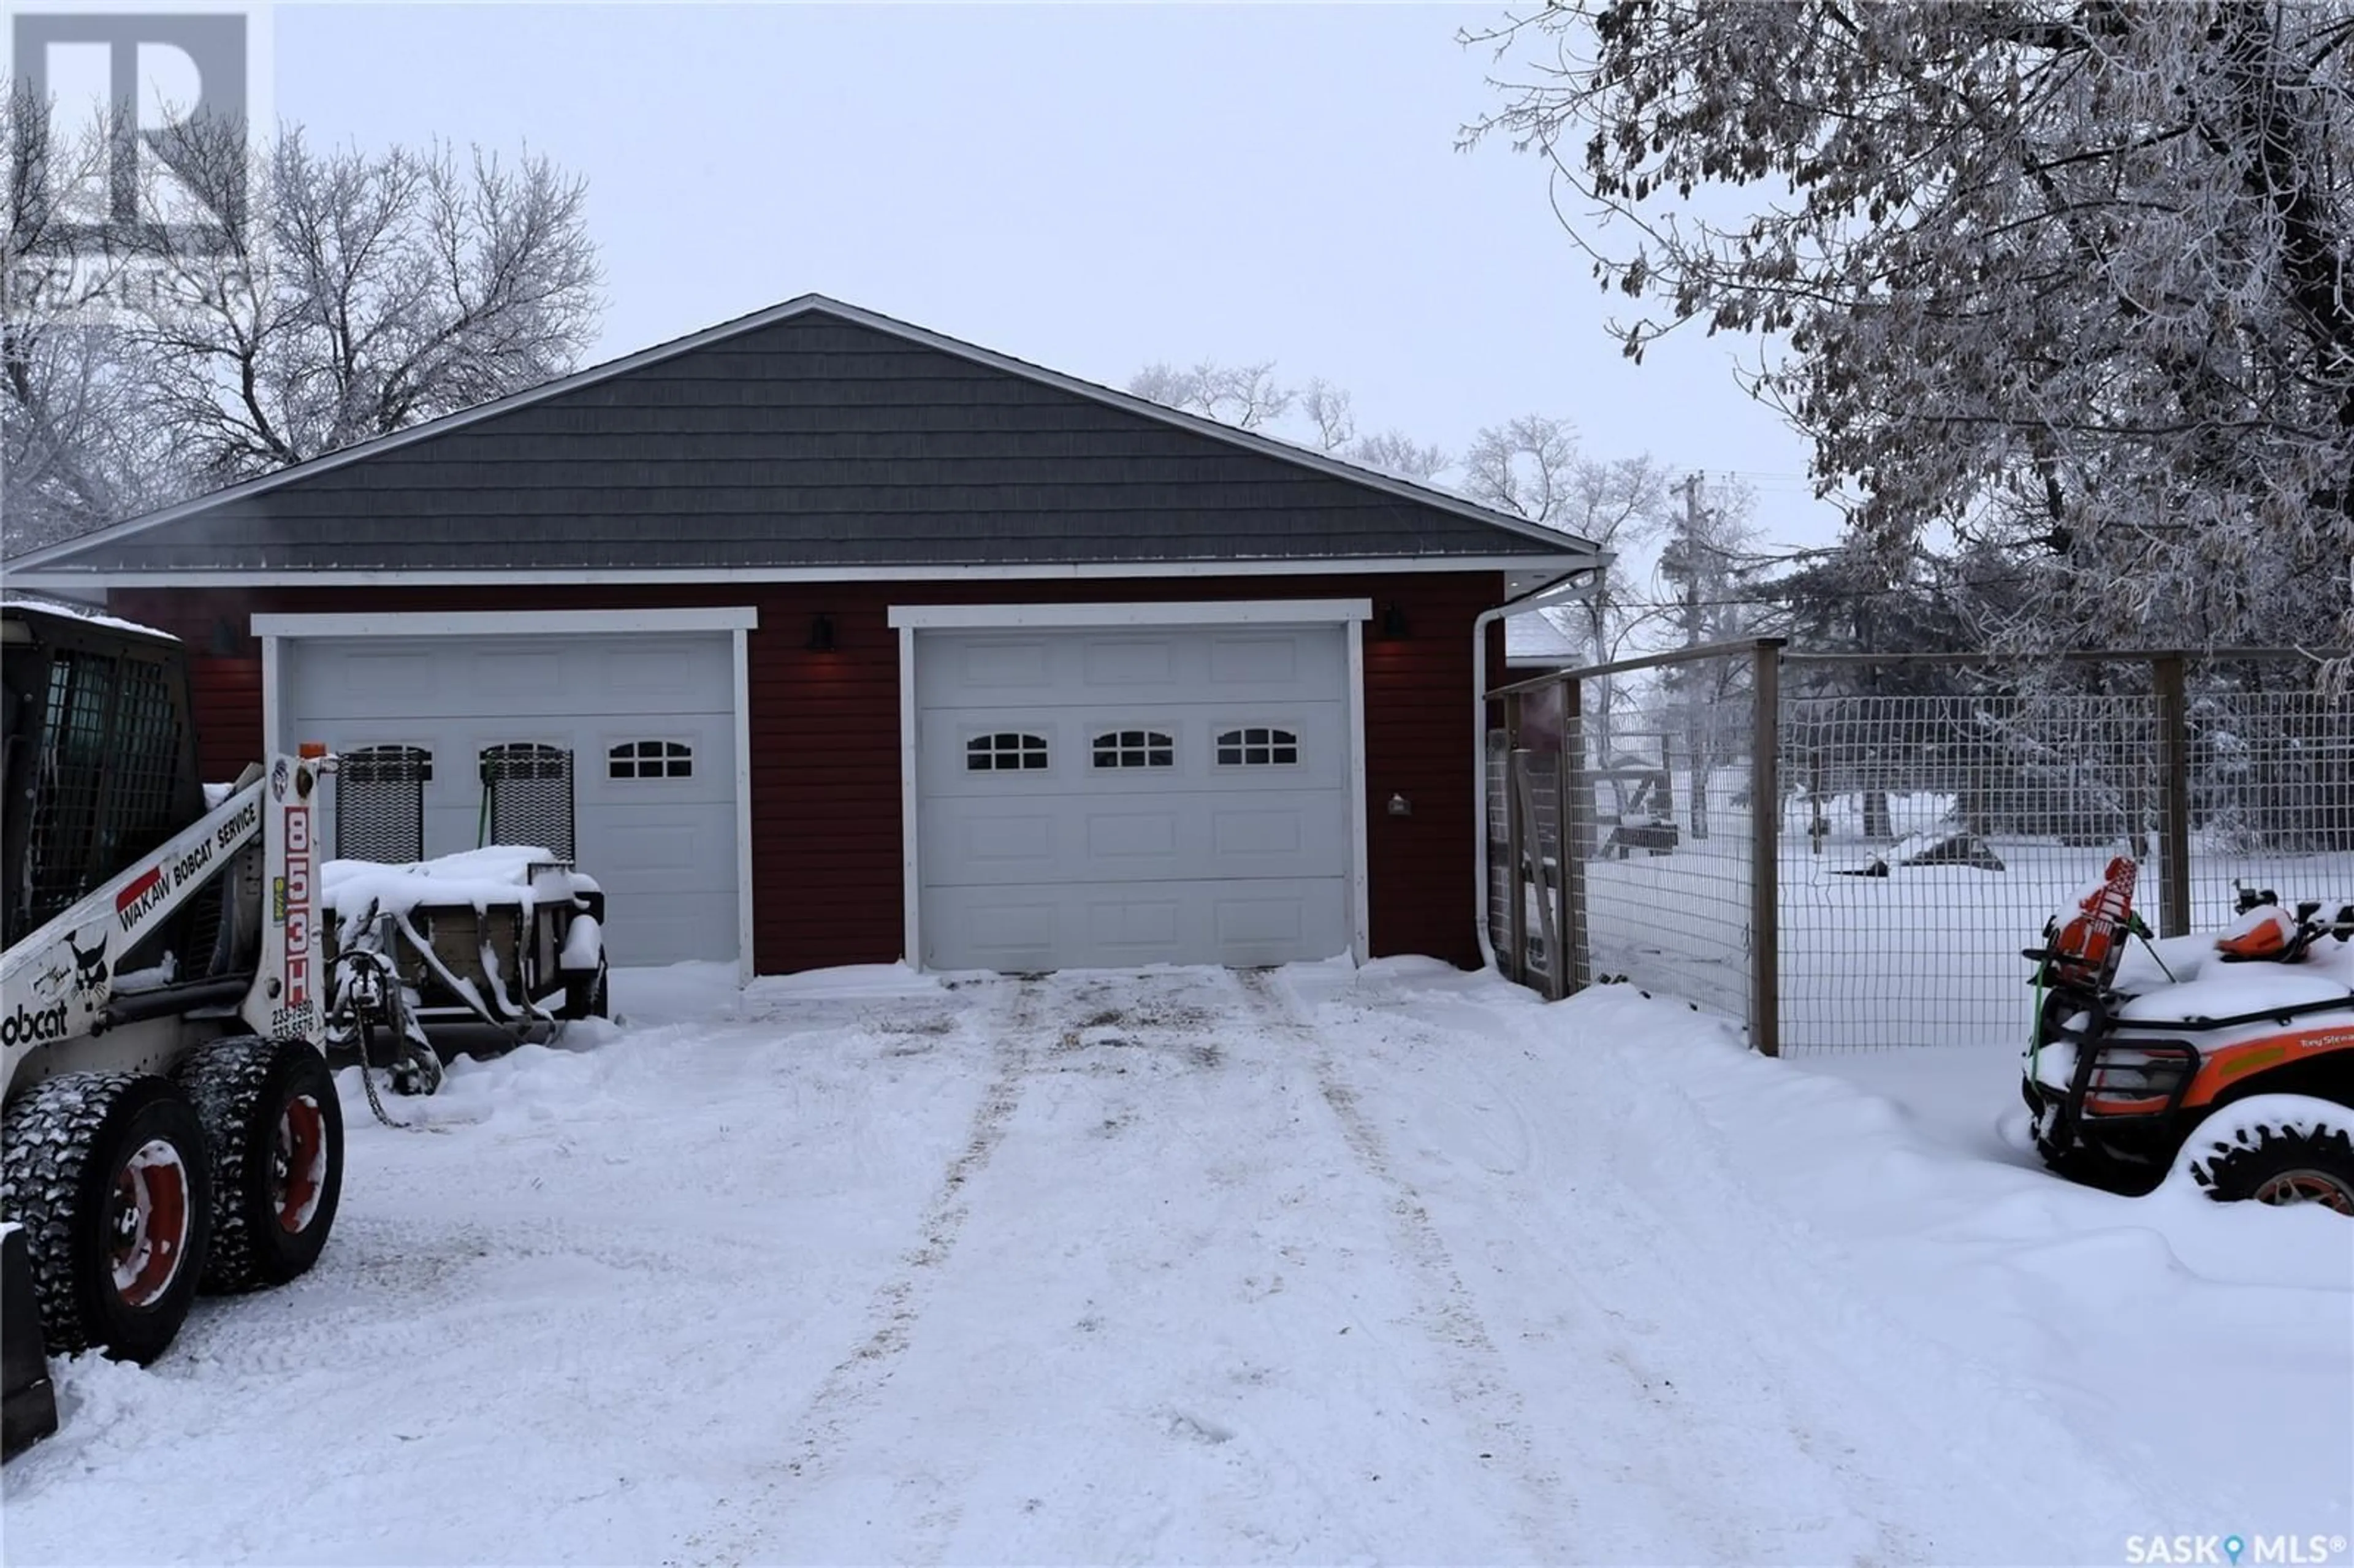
[2188,1114,2354,1216]
[174,1037,343,1292]
[0,1073,211,1363]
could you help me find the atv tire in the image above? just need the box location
[2187,1113,2354,1216]
[0,1073,212,1363]
[174,1037,343,1292]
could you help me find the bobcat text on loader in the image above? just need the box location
[2022,856,2354,1212]
[1,597,609,1460]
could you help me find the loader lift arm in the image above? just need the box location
[2,775,272,1084]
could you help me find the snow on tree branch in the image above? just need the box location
[1463,0,2354,672]
[2,89,603,554]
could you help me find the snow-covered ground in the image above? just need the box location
[5,958,2349,1566]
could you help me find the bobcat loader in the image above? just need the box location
[1,596,608,1459]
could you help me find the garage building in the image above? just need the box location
[9,296,1599,979]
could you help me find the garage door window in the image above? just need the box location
[966,733,1049,772]
[1215,726,1299,767]
[1091,729,1175,769]
[608,740,693,780]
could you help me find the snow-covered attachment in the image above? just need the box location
[321,847,608,1095]
[2020,859,2354,1208]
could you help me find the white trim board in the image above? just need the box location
[260,635,282,769]
[888,598,1372,631]
[1346,620,1371,965]
[251,607,760,638]
[897,622,922,970]
[17,558,1588,592]
[731,626,755,987]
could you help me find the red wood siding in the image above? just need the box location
[112,574,1504,975]
[185,657,263,785]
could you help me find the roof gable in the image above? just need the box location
[10,296,1598,579]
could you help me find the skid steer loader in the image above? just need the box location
[1,596,608,1459]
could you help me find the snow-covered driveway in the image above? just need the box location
[7,960,2349,1566]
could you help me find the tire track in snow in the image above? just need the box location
[1326,980,2168,1565]
[1232,967,1566,1559]
[679,976,1045,1567]
[1334,989,1938,1561]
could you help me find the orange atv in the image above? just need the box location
[2021,858,2354,1213]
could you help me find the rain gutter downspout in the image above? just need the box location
[1473,560,1609,973]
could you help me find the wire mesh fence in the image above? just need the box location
[1487,643,2351,1054]
[1777,680,2163,1050]
[1488,641,1770,1044]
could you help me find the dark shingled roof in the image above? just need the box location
[9,297,1597,580]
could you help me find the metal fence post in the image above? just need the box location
[1514,756,1561,997]
[1504,694,1525,984]
[2153,653,2192,938]
[1749,639,1783,1057]
[1558,674,1585,995]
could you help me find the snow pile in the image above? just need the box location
[560,913,603,971]
[321,845,601,927]
[2,959,2345,1565]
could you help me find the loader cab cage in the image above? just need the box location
[1,602,205,950]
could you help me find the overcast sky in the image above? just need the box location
[266,2,1842,549]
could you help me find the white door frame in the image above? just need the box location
[253,606,762,985]
[887,598,1373,972]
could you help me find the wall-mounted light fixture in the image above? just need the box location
[1379,601,1411,641]
[806,614,836,652]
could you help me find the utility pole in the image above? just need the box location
[1664,472,1716,840]
[1666,473,1723,843]
[1675,472,1708,652]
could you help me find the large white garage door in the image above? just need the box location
[915,625,1353,970]
[283,633,738,966]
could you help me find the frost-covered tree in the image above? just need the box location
[1300,378,1355,452]
[132,122,603,487]
[1127,359,1456,480]
[2,95,603,552]
[1127,359,1295,431]
[1652,476,1764,836]
[1466,1,2354,668]
[1,83,186,551]
[1348,428,1451,482]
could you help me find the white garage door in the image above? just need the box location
[283,633,738,966]
[915,625,1354,970]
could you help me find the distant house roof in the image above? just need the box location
[1505,607,1588,667]
[8,295,1601,585]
